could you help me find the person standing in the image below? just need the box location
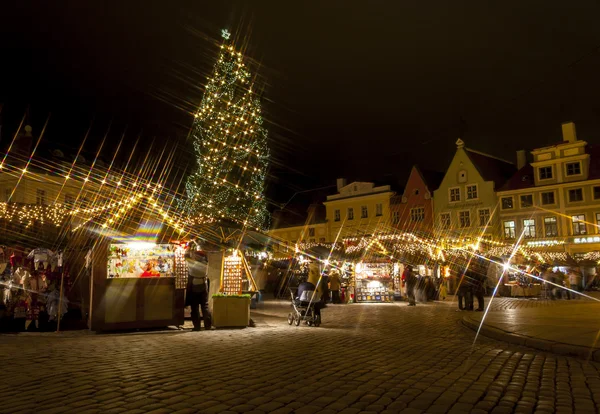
[328,269,342,304]
[185,249,211,331]
[472,266,486,311]
[405,268,417,306]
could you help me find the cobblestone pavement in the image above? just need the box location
[2,300,600,414]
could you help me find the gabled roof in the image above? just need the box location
[416,167,445,192]
[465,149,516,189]
[498,165,534,192]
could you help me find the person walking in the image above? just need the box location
[472,265,486,311]
[438,278,447,301]
[405,267,417,306]
[329,269,342,304]
[185,249,212,331]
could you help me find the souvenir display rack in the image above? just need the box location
[219,250,258,295]
[354,262,394,303]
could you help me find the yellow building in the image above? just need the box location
[497,122,600,256]
[324,179,396,240]
[267,203,329,255]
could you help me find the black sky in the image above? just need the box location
[1,1,600,208]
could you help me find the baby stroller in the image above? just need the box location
[288,288,321,327]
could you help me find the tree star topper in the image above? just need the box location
[221,29,231,40]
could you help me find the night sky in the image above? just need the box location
[1,1,600,209]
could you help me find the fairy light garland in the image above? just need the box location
[180,30,270,231]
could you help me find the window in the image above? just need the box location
[568,188,583,202]
[410,207,425,222]
[309,238,316,243]
[594,186,600,200]
[375,203,383,217]
[544,217,558,237]
[539,166,553,180]
[64,194,74,207]
[572,214,586,235]
[361,206,368,218]
[319,237,326,243]
[4,189,11,202]
[347,208,354,220]
[596,213,600,232]
[392,211,400,224]
[501,197,514,209]
[441,213,451,229]
[503,221,516,239]
[334,209,341,222]
[523,219,536,238]
[36,189,46,205]
[466,185,478,200]
[449,187,460,202]
[308,228,315,237]
[541,191,555,205]
[566,162,581,176]
[478,209,490,227]
[459,211,470,228]
[520,194,533,208]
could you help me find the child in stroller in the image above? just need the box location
[288,281,322,327]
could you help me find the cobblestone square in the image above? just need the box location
[2,300,600,413]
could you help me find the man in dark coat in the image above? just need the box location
[405,268,417,306]
[185,249,211,331]
[471,265,486,311]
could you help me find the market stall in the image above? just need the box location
[89,241,186,331]
[354,262,394,303]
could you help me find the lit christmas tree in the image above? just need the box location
[182,29,270,230]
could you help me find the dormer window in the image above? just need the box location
[566,162,581,176]
[539,166,553,180]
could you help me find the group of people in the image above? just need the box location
[402,267,449,306]
[456,264,487,311]
[540,267,582,300]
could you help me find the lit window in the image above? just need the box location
[539,166,553,180]
[503,221,516,239]
[568,188,583,202]
[334,209,340,222]
[501,197,513,209]
[466,185,478,200]
[478,209,490,227]
[392,211,400,224]
[572,214,586,235]
[410,207,425,222]
[520,194,533,208]
[441,213,451,229]
[347,208,354,220]
[544,217,558,237]
[566,162,581,176]
[596,213,600,232]
[523,219,536,238]
[459,211,470,228]
[36,189,46,206]
[450,188,460,202]
[376,203,383,217]
[541,192,555,205]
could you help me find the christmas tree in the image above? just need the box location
[182,29,270,230]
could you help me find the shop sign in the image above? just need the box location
[526,239,565,247]
[573,236,600,244]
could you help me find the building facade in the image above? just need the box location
[391,166,444,237]
[434,139,516,242]
[324,179,395,240]
[497,122,600,256]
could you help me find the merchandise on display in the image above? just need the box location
[107,243,176,278]
[354,262,394,303]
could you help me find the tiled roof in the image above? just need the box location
[465,149,516,190]
[498,165,534,191]
[499,144,600,191]
[417,168,445,192]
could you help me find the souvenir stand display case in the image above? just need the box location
[354,262,394,303]
[212,250,258,328]
[89,242,186,331]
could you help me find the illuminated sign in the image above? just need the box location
[526,240,565,247]
[573,236,600,244]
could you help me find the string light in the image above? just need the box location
[180,29,269,230]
